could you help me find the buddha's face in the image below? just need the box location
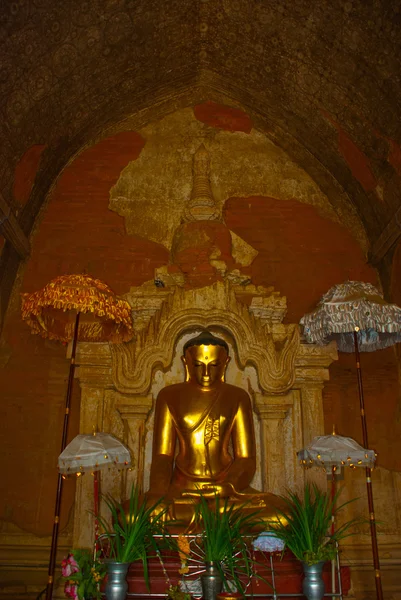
[184,344,230,388]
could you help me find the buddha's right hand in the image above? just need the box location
[181,482,236,498]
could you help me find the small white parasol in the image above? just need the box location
[58,432,131,552]
[58,432,131,474]
[297,432,376,471]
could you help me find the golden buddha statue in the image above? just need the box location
[147,330,286,528]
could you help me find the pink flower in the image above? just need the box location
[61,561,71,578]
[64,583,78,599]
[61,554,80,577]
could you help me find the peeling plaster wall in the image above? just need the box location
[109,107,367,251]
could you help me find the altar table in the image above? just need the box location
[126,551,351,599]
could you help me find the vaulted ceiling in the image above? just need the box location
[1,0,401,316]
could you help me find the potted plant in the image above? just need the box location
[188,493,265,600]
[97,484,171,600]
[271,483,362,600]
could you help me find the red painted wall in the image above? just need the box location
[224,196,376,322]
[194,101,253,133]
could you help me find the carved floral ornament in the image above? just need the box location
[109,280,303,396]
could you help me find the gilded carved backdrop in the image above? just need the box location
[74,279,337,547]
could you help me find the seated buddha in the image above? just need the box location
[146,329,286,529]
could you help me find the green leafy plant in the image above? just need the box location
[272,484,362,565]
[97,484,172,589]
[193,492,265,593]
[61,548,106,600]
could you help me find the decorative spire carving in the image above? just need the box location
[183,144,220,222]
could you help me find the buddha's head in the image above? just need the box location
[182,330,230,388]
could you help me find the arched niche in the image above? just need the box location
[110,281,299,395]
[73,280,337,548]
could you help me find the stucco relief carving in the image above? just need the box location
[110,280,299,395]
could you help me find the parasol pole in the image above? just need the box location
[331,464,336,595]
[353,328,383,600]
[330,426,337,536]
[46,312,80,600]
[91,427,100,553]
[93,428,100,554]
[94,471,99,545]
[330,425,337,596]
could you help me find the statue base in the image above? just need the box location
[126,551,351,598]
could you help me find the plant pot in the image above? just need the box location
[302,561,325,600]
[201,561,223,600]
[104,560,130,600]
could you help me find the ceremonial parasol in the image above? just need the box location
[300,280,401,600]
[58,432,131,550]
[21,273,133,344]
[21,274,134,600]
[297,431,376,472]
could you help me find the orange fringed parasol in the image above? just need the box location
[21,273,133,343]
[21,274,134,600]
